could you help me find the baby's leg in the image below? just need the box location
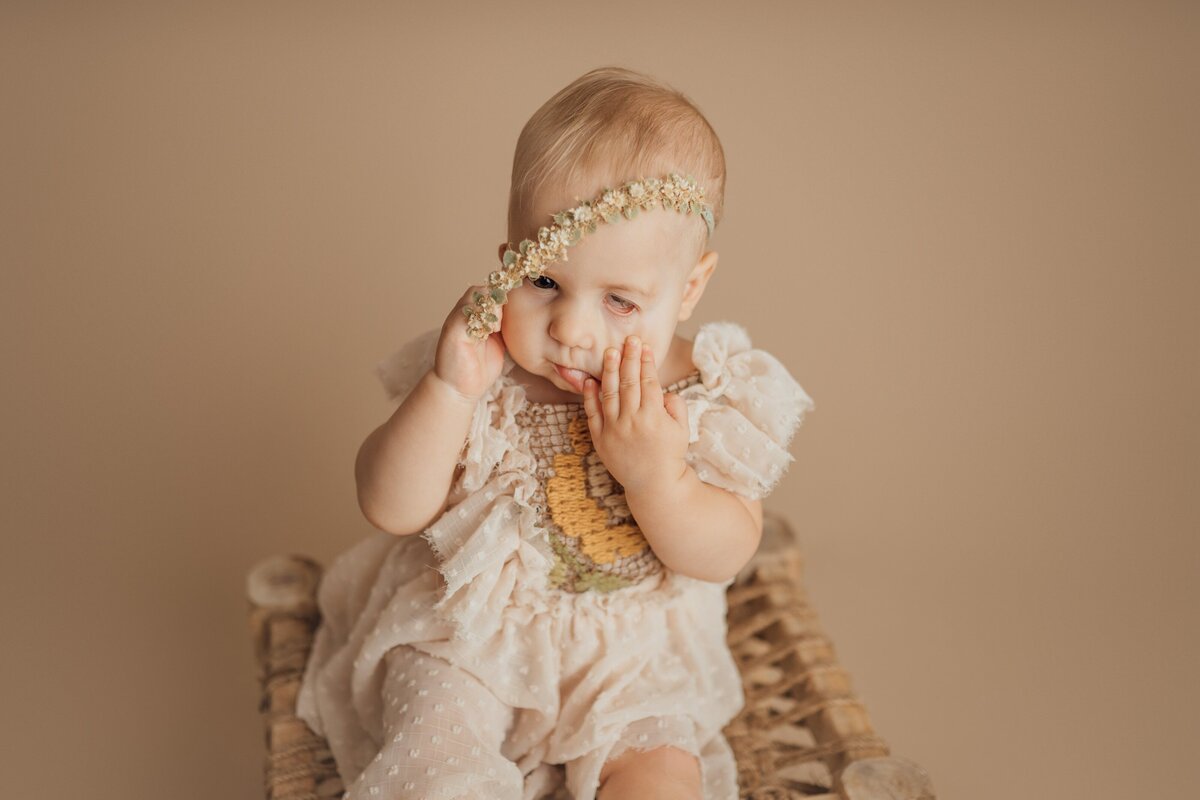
[567,714,708,800]
[597,744,702,800]
[346,644,524,800]
[596,715,702,800]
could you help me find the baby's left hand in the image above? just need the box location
[582,335,691,492]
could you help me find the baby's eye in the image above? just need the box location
[529,275,557,290]
[608,294,636,312]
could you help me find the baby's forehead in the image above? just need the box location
[544,227,693,295]
[566,211,693,268]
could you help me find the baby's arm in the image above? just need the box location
[356,284,508,536]
[625,474,763,583]
[355,370,475,536]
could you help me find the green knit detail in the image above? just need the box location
[547,532,634,593]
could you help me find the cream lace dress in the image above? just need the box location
[296,321,815,800]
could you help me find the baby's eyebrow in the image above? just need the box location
[544,269,654,297]
[605,280,654,297]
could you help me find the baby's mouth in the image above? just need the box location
[553,363,595,393]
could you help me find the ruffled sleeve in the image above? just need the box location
[375,327,440,405]
[677,321,815,501]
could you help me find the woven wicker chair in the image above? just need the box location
[247,511,935,799]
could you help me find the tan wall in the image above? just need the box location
[2,1,1196,797]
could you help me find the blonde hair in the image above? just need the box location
[507,66,726,258]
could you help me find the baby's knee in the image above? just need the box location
[597,745,702,800]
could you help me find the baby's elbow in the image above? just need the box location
[713,519,763,584]
[359,486,453,537]
[666,553,742,585]
[359,500,415,536]
[706,552,752,585]
[357,490,420,536]
[700,565,742,585]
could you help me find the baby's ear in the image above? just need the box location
[678,250,719,321]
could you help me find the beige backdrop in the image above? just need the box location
[2,1,1196,797]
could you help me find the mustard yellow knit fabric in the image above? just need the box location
[516,372,701,593]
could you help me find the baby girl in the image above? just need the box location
[297,66,815,800]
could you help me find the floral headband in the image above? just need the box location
[462,172,715,340]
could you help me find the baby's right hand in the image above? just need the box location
[431,284,507,402]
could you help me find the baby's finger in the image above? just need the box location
[449,285,479,325]
[582,377,603,436]
[453,284,501,341]
[664,390,689,427]
[640,345,663,411]
[601,346,621,421]
[445,286,474,338]
[618,336,641,415]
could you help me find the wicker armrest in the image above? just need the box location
[247,513,935,799]
[725,513,935,798]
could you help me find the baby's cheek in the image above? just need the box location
[498,296,529,334]
[500,288,524,316]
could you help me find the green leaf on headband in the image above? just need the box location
[461,304,472,316]
[586,221,597,234]
[485,313,497,323]
[502,249,517,266]
[490,287,507,303]
[622,206,639,220]
[603,212,619,224]
[472,290,483,303]
[519,239,533,255]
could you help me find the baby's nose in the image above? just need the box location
[548,308,594,349]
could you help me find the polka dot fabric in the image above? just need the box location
[296,321,814,798]
[345,645,523,799]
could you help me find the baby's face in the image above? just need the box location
[500,194,711,398]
